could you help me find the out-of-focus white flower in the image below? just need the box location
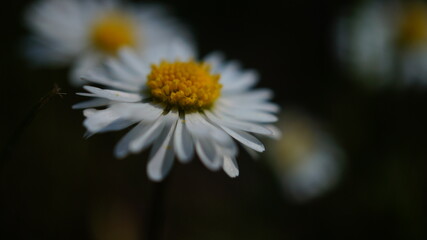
[90,196,140,240]
[267,111,344,202]
[73,41,279,181]
[336,1,427,88]
[25,0,191,86]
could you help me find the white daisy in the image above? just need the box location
[267,111,344,202]
[73,41,280,181]
[336,1,427,88]
[25,0,191,86]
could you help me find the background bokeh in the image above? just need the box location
[1,0,426,239]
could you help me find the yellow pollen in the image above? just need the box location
[398,3,427,47]
[91,12,137,54]
[147,60,222,111]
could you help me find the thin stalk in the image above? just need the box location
[146,179,168,240]
[0,84,65,169]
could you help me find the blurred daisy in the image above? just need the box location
[336,1,427,88]
[74,41,279,181]
[267,111,344,202]
[25,0,191,86]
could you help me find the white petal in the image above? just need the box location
[142,38,196,63]
[218,137,239,157]
[81,73,140,92]
[83,108,96,117]
[186,114,230,145]
[70,53,103,87]
[111,104,164,158]
[264,124,282,140]
[174,117,194,163]
[218,99,280,113]
[195,139,222,171]
[83,86,142,102]
[83,108,120,133]
[24,36,76,66]
[222,70,258,92]
[83,103,161,135]
[72,98,111,109]
[184,113,226,170]
[242,145,260,159]
[223,155,239,178]
[205,111,273,136]
[198,114,239,157]
[223,89,274,103]
[117,48,150,76]
[114,123,147,159]
[104,57,144,85]
[76,93,97,97]
[221,127,265,152]
[168,38,197,61]
[114,103,163,122]
[203,51,225,73]
[184,113,209,137]
[147,120,177,182]
[129,116,167,154]
[215,106,278,123]
[218,61,241,85]
[97,119,138,134]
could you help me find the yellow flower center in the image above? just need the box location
[398,3,427,47]
[91,12,137,54]
[147,61,222,111]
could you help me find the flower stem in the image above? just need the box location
[0,84,65,169]
[146,179,168,240]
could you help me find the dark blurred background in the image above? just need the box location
[1,0,426,239]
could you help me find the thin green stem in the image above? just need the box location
[0,84,65,169]
[146,179,168,240]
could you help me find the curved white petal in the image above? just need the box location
[104,57,144,85]
[114,103,163,122]
[142,38,196,64]
[223,89,274,103]
[84,108,127,133]
[215,106,278,123]
[117,48,150,76]
[173,117,194,163]
[242,144,261,159]
[114,123,148,159]
[222,70,258,92]
[218,61,241,85]
[195,139,222,171]
[25,0,89,67]
[70,53,103,87]
[186,114,230,145]
[83,108,96,117]
[223,155,239,178]
[76,93,97,97]
[81,72,140,92]
[217,98,280,113]
[264,124,282,140]
[203,51,225,73]
[221,127,265,152]
[185,114,230,170]
[205,111,273,136]
[112,107,171,159]
[72,98,111,109]
[147,118,177,182]
[83,86,142,102]
[129,116,167,153]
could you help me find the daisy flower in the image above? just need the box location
[25,0,191,86]
[74,41,280,181]
[336,1,427,88]
[267,111,344,202]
